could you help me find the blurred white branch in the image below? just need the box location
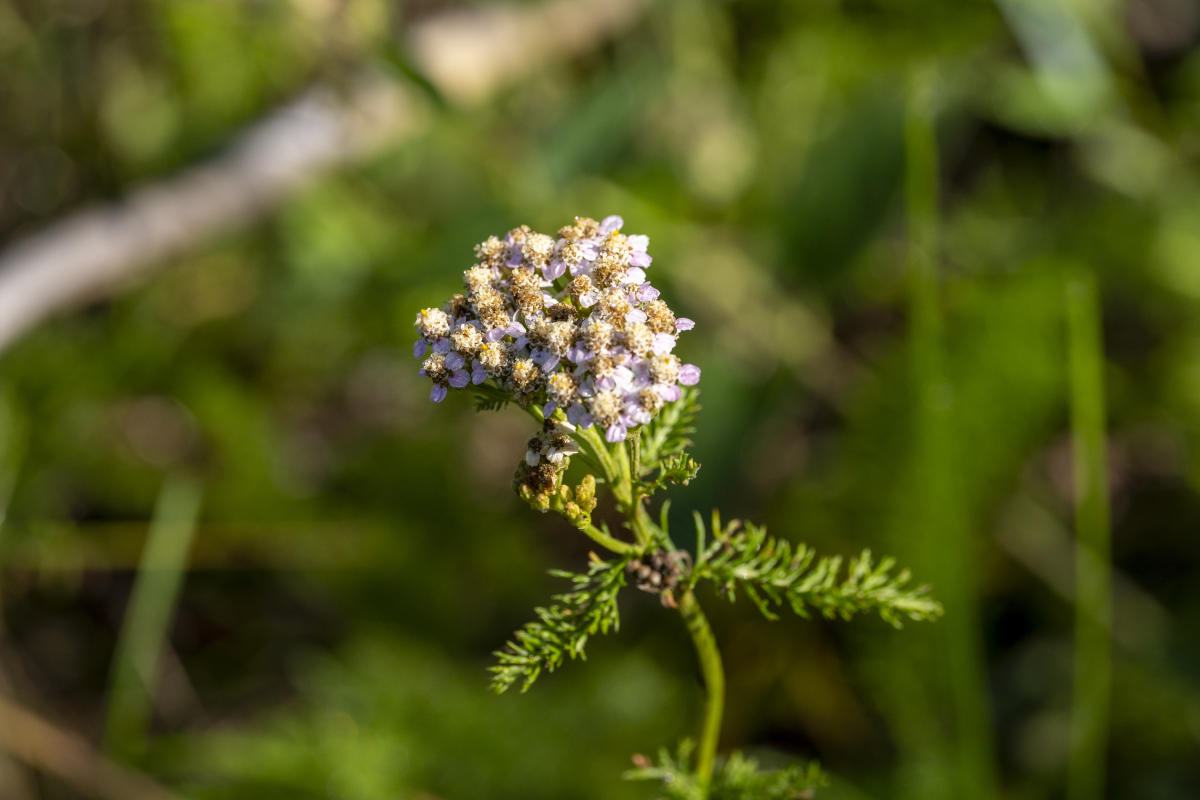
[0,0,646,354]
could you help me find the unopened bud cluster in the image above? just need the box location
[514,420,580,505]
[627,549,692,607]
[516,455,598,528]
[414,216,700,443]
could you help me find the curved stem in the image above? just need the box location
[578,523,639,556]
[678,588,724,793]
[575,425,619,487]
[610,437,634,507]
[632,502,657,549]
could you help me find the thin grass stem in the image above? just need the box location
[104,475,203,760]
[905,67,999,800]
[1064,270,1112,800]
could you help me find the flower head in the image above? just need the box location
[413,216,699,442]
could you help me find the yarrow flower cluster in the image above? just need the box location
[414,215,700,443]
[412,217,943,796]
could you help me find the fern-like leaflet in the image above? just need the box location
[625,739,828,800]
[489,554,629,694]
[640,386,700,469]
[690,514,943,628]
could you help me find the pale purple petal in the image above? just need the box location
[679,364,701,386]
[567,343,590,363]
[543,401,557,418]
[449,370,470,388]
[579,291,598,308]
[600,215,624,234]
[505,246,523,267]
[486,328,506,342]
[413,339,428,358]
[625,309,647,325]
[446,352,465,370]
[506,321,526,337]
[430,385,448,403]
[675,318,695,332]
[579,241,598,259]
[627,234,649,251]
[623,267,647,285]
[658,384,682,402]
[567,403,594,428]
[472,364,487,384]
[432,337,451,353]
[628,407,652,425]
[636,283,660,302]
[543,356,561,372]
[629,251,652,268]
[543,260,566,281]
[605,423,627,443]
[652,333,676,355]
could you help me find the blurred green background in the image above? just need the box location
[2,0,1199,798]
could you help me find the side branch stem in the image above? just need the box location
[578,523,638,556]
[575,425,619,488]
[678,588,724,793]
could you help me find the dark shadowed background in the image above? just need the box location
[1,0,1199,798]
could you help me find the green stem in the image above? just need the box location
[678,588,724,793]
[578,522,639,556]
[1065,269,1112,800]
[632,503,657,549]
[575,424,619,487]
[610,437,634,507]
[612,439,658,549]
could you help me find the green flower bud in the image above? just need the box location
[577,474,596,504]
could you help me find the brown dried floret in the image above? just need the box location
[644,299,676,335]
[522,233,555,268]
[546,302,575,322]
[474,236,507,267]
[510,358,541,392]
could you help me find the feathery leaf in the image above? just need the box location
[489,555,628,693]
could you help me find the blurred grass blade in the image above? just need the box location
[0,388,37,798]
[377,39,448,110]
[104,475,203,761]
[1064,271,1112,800]
[0,387,25,539]
[904,68,999,800]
